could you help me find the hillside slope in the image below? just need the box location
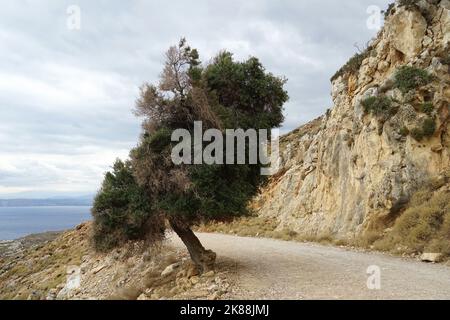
[0,223,233,300]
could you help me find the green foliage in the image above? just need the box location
[410,127,425,141]
[383,1,422,19]
[398,0,420,9]
[410,117,436,141]
[204,52,288,129]
[394,66,433,94]
[422,117,436,137]
[331,49,371,82]
[399,126,410,137]
[145,127,172,153]
[91,160,165,252]
[154,156,265,223]
[361,96,393,117]
[383,3,396,19]
[442,55,450,66]
[418,102,434,115]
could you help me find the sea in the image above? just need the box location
[0,206,92,241]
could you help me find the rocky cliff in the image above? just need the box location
[253,0,450,240]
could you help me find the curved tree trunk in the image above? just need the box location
[169,219,216,273]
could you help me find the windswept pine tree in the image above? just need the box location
[92,39,288,273]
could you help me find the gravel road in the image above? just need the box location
[171,233,450,300]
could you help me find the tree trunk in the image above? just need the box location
[169,220,216,273]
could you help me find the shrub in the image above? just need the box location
[331,48,372,82]
[394,66,433,94]
[399,126,410,137]
[356,231,383,248]
[383,3,396,19]
[410,127,424,141]
[361,96,393,116]
[442,55,450,66]
[418,102,434,115]
[410,117,436,141]
[422,117,436,137]
[398,0,420,9]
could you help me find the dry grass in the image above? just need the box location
[371,175,450,258]
[197,216,279,238]
[197,215,338,246]
[0,226,89,299]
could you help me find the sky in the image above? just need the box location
[0,0,391,198]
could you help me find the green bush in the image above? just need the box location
[410,127,424,141]
[418,102,434,115]
[422,117,436,137]
[383,3,396,19]
[361,96,393,116]
[394,66,433,94]
[410,118,437,141]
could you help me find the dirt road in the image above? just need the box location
[171,233,450,300]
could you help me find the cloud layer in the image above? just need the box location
[0,0,390,197]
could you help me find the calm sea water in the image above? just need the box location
[0,206,92,240]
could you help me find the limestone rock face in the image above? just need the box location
[388,7,427,60]
[253,1,450,240]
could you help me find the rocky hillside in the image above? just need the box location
[0,223,233,300]
[252,0,450,240]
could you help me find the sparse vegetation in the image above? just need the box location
[398,0,420,9]
[383,3,396,19]
[442,55,450,66]
[418,102,434,115]
[373,176,450,258]
[411,127,425,141]
[0,225,89,300]
[399,126,410,137]
[197,216,278,238]
[198,216,337,245]
[422,117,436,137]
[331,48,372,82]
[394,66,433,94]
[410,118,436,141]
[361,95,393,117]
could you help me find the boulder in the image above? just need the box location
[388,7,427,59]
[420,252,443,263]
[202,270,215,277]
[161,262,181,277]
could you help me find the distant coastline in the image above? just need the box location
[0,206,92,240]
[0,196,93,207]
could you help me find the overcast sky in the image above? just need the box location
[0,0,391,198]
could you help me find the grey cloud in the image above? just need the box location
[0,0,392,197]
